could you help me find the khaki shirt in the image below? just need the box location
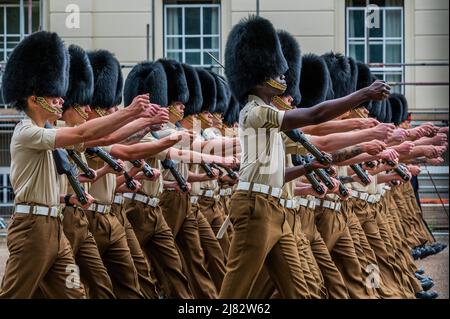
[351,170,378,194]
[238,95,286,188]
[281,138,308,200]
[10,118,59,206]
[158,122,190,182]
[86,145,116,205]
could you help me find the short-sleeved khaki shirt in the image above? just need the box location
[86,145,116,205]
[10,118,59,206]
[238,95,286,188]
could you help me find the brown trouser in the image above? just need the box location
[343,200,380,299]
[352,198,410,298]
[0,213,86,298]
[219,191,311,299]
[249,207,324,299]
[314,204,374,299]
[299,205,350,299]
[391,185,428,248]
[377,197,422,296]
[159,190,217,299]
[191,204,226,293]
[61,206,115,298]
[198,196,230,260]
[113,203,159,299]
[85,208,143,299]
[123,198,193,299]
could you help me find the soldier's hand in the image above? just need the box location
[309,183,327,198]
[379,149,399,162]
[407,165,421,176]
[362,140,386,156]
[371,123,395,141]
[174,182,191,193]
[128,94,152,117]
[389,128,409,143]
[353,118,380,129]
[77,169,97,183]
[427,157,444,165]
[148,107,170,126]
[366,80,391,100]
[423,146,439,159]
[439,126,449,134]
[396,141,415,155]
[70,193,94,209]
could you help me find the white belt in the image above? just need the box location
[200,189,216,198]
[114,195,124,205]
[383,185,391,191]
[86,203,111,214]
[351,190,369,201]
[236,182,282,199]
[279,199,298,210]
[15,204,61,218]
[308,200,316,210]
[220,188,233,196]
[316,199,341,212]
[123,193,159,208]
[190,196,199,205]
[367,194,381,204]
[296,197,309,208]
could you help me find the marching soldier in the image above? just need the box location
[0,31,152,298]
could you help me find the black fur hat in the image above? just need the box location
[196,68,217,113]
[182,63,203,116]
[384,97,392,123]
[88,49,122,109]
[224,94,240,126]
[211,72,231,115]
[389,93,403,125]
[322,52,357,98]
[298,54,331,108]
[123,61,168,108]
[225,15,288,104]
[63,45,94,110]
[356,62,372,90]
[277,30,302,105]
[369,100,382,120]
[2,31,70,110]
[398,94,409,122]
[158,59,189,105]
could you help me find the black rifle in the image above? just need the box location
[365,161,376,169]
[305,155,349,197]
[202,163,215,178]
[284,129,332,165]
[214,162,238,180]
[44,122,88,205]
[67,149,95,179]
[292,155,325,195]
[350,164,371,186]
[85,147,137,190]
[151,131,189,192]
[384,160,411,181]
[130,160,155,179]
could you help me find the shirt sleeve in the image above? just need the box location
[15,122,57,150]
[246,105,285,130]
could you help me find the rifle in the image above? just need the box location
[383,160,411,182]
[130,160,155,179]
[350,164,371,186]
[284,129,332,165]
[67,149,95,179]
[214,162,238,180]
[305,155,349,197]
[291,155,325,195]
[44,122,88,205]
[85,147,137,190]
[151,131,189,192]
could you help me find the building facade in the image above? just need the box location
[0,0,448,215]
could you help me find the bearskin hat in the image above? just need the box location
[225,15,288,104]
[158,59,189,105]
[224,94,240,127]
[389,93,404,126]
[298,54,331,108]
[196,68,217,113]
[2,31,70,110]
[211,72,231,115]
[322,52,357,98]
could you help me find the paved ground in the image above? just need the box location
[0,231,448,299]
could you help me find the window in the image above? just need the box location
[164,1,221,71]
[0,167,13,207]
[346,0,404,93]
[1,0,41,108]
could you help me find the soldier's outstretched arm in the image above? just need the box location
[55,95,152,148]
[280,81,390,131]
[301,118,379,136]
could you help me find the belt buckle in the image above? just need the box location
[309,201,316,210]
[335,203,341,211]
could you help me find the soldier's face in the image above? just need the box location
[200,111,214,127]
[31,96,64,121]
[63,105,90,125]
[264,75,287,96]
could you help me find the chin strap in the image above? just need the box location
[198,113,212,128]
[35,97,63,115]
[93,107,108,117]
[266,79,287,92]
[271,96,293,110]
[168,105,183,122]
[73,104,89,120]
